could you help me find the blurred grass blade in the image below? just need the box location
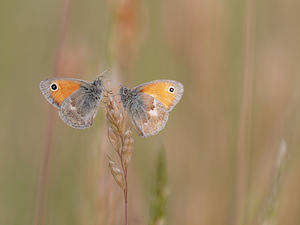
[149,147,168,225]
[259,138,288,225]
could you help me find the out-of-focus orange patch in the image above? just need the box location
[50,80,81,105]
[140,82,177,111]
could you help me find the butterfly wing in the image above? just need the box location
[127,93,169,137]
[40,78,87,108]
[58,88,100,129]
[134,80,184,112]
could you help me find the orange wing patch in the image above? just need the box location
[140,82,177,111]
[50,80,81,106]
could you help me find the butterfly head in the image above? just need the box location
[92,69,109,90]
[120,86,135,108]
[92,77,102,88]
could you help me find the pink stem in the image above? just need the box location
[34,1,72,225]
[119,139,128,225]
[124,171,128,225]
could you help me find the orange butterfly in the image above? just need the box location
[40,75,103,129]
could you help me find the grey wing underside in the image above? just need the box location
[59,89,100,129]
[128,94,169,137]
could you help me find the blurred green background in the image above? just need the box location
[1,0,300,224]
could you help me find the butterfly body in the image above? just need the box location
[120,80,184,137]
[40,77,103,129]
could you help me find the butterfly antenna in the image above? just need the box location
[102,86,110,94]
[101,91,120,103]
[105,79,123,88]
[96,69,110,80]
[101,81,115,95]
[102,82,121,96]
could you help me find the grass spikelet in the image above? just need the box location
[108,127,121,152]
[149,147,168,225]
[108,160,126,190]
[122,130,134,168]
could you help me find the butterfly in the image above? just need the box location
[120,80,184,137]
[40,74,104,129]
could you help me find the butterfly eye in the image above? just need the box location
[169,86,175,93]
[50,83,58,91]
[122,87,129,94]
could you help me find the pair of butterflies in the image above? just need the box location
[40,74,184,137]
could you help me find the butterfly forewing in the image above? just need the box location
[40,78,87,108]
[135,80,184,112]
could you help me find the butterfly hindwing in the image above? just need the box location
[127,93,169,137]
[58,88,100,129]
